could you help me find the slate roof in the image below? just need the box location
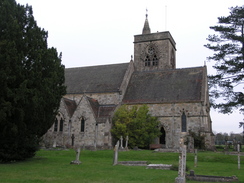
[87,97,116,123]
[65,63,129,94]
[63,98,77,118]
[122,67,206,104]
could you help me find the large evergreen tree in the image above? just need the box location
[111,105,161,149]
[0,0,66,162]
[205,6,244,114]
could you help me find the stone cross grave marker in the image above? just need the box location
[71,134,75,146]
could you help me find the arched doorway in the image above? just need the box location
[160,127,166,145]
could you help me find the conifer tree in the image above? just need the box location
[0,0,66,162]
[205,6,244,114]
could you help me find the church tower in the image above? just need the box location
[134,13,176,71]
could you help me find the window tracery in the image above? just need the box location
[144,44,158,67]
[53,113,64,132]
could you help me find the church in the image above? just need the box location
[43,14,214,150]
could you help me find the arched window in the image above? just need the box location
[53,113,64,132]
[181,112,187,132]
[59,118,64,132]
[145,55,150,66]
[81,117,85,132]
[152,55,158,66]
[144,45,158,67]
[54,118,58,132]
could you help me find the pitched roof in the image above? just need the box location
[87,97,116,123]
[65,63,129,94]
[122,67,206,104]
[63,98,77,118]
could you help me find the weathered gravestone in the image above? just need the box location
[238,144,240,170]
[70,147,81,165]
[125,136,129,150]
[113,141,119,165]
[194,149,197,167]
[120,136,124,150]
[175,139,187,183]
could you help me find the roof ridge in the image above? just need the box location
[65,62,130,70]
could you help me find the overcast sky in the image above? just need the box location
[16,0,244,134]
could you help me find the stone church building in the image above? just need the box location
[43,14,214,150]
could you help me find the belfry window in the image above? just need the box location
[81,117,85,132]
[145,55,150,66]
[152,55,158,66]
[145,45,158,67]
[181,112,187,132]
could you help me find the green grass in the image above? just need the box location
[0,149,243,183]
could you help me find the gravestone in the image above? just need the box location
[238,144,240,170]
[70,147,81,165]
[53,136,57,148]
[194,149,197,167]
[120,136,124,149]
[113,141,119,165]
[71,134,75,146]
[175,139,186,183]
[125,136,129,150]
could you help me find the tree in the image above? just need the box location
[111,105,161,149]
[0,0,66,162]
[205,6,244,114]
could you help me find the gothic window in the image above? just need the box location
[53,113,64,132]
[81,117,85,132]
[59,118,64,132]
[144,45,158,67]
[152,55,158,66]
[54,118,58,132]
[145,55,150,66]
[181,112,187,132]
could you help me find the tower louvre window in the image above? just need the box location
[145,55,151,66]
[152,55,158,66]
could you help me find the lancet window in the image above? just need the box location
[181,112,187,132]
[81,117,85,132]
[53,113,64,132]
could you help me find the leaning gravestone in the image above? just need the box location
[70,147,81,165]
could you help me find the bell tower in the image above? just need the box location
[134,13,176,71]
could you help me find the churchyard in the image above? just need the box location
[0,148,243,183]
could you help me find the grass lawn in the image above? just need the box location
[0,149,243,183]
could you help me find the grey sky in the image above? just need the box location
[16,0,244,134]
